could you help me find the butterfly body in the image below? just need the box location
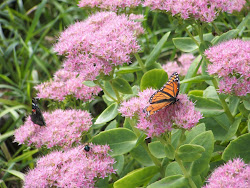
[31,98,46,126]
[144,72,180,116]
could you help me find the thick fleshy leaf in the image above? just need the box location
[104,81,117,100]
[229,96,240,116]
[188,90,203,97]
[148,175,189,188]
[173,33,213,53]
[173,37,197,52]
[177,144,205,162]
[113,155,124,176]
[200,115,229,141]
[83,81,97,87]
[145,32,171,67]
[105,120,117,130]
[115,66,141,74]
[112,78,133,94]
[239,103,249,118]
[184,131,214,176]
[114,166,159,188]
[165,162,182,177]
[222,133,250,163]
[140,69,168,90]
[243,100,250,110]
[189,95,224,117]
[91,128,137,156]
[222,116,242,143]
[203,86,219,101]
[184,123,206,144]
[148,141,166,158]
[130,145,154,166]
[165,143,175,160]
[212,29,239,45]
[95,103,118,124]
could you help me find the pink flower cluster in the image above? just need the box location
[78,0,141,11]
[163,54,200,76]
[35,69,102,101]
[119,88,202,137]
[14,109,92,148]
[143,0,246,22]
[24,144,116,188]
[205,39,250,96]
[203,158,250,188]
[54,12,144,80]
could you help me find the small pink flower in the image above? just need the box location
[78,0,141,11]
[203,158,250,188]
[24,144,116,188]
[119,88,203,137]
[54,12,144,81]
[143,0,246,22]
[14,109,92,149]
[35,69,102,101]
[163,54,201,76]
[205,39,250,96]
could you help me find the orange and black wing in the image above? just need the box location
[144,72,179,116]
[143,101,173,116]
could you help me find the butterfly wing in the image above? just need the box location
[144,72,179,116]
[149,72,179,104]
[143,101,173,116]
[31,99,46,126]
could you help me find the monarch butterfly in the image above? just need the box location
[30,98,46,126]
[143,72,180,116]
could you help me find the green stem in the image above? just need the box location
[175,130,196,188]
[95,80,117,102]
[127,119,162,172]
[175,155,197,188]
[185,27,200,46]
[212,78,234,123]
[109,80,122,103]
[134,53,146,73]
[211,22,223,35]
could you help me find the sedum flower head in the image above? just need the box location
[24,144,116,188]
[119,88,202,137]
[78,0,141,11]
[203,158,250,188]
[54,11,144,81]
[143,0,246,22]
[205,39,250,96]
[14,109,92,148]
[35,69,102,101]
[163,54,200,76]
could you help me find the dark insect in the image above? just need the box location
[143,72,180,116]
[84,145,90,152]
[30,98,46,126]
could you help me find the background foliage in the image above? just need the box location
[0,0,249,187]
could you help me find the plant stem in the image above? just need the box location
[127,119,162,172]
[175,155,197,188]
[134,53,146,73]
[211,22,223,35]
[185,27,200,46]
[212,78,234,123]
[95,80,117,102]
[175,130,197,188]
[109,80,121,103]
